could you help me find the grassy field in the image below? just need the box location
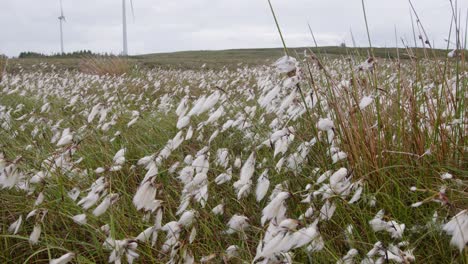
[6,46,455,73]
[0,41,466,264]
[135,46,454,69]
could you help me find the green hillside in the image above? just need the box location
[6,46,453,72]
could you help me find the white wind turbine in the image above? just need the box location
[121,0,135,56]
[58,0,66,54]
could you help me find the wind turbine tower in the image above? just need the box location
[122,0,134,56]
[58,0,66,54]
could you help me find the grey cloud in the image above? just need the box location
[0,0,466,57]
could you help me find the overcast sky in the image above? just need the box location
[1,0,466,57]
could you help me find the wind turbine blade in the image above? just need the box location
[60,0,64,17]
[130,0,135,21]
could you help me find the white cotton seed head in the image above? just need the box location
[317,170,333,184]
[127,117,139,127]
[340,248,359,264]
[200,254,217,263]
[188,96,206,116]
[113,148,126,165]
[109,165,122,172]
[26,209,38,220]
[72,214,87,225]
[176,98,189,117]
[50,252,75,264]
[440,172,453,180]
[95,167,105,174]
[332,151,348,163]
[317,118,334,131]
[87,104,102,123]
[225,245,239,259]
[387,221,405,239]
[279,218,300,231]
[93,194,118,217]
[136,227,155,243]
[34,192,45,206]
[8,216,23,235]
[239,152,256,183]
[274,56,297,73]
[369,219,387,232]
[137,155,154,166]
[348,186,363,204]
[68,187,80,201]
[448,49,456,58]
[189,227,197,244]
[101,224,110,235]
[178,210,196,227]
[225,214,249,234]
[319,200,337,221]
[212,204,224,215]
[56,134,73,147]
[256,170,270,202]
[236,181,252,200]
[133,181,157,211]
[442,210,468,252]
[411,202,423,208]
[304,207,315,219]
[215,149,229,168]
[359,96,374,110]
[330,168,348,186]
[177,116,191,129]
[261,192,290,225]
[185,126,194,140]
[215,170,232,185]
[368,196,377,207]
[234,157,242,168]
[233,152,256,199]
[29,224,42,245]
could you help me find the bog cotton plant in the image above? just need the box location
[103,238,139,264]
[50,252,75,264]
[225,214,249,234]
[369,210,405,239]
[254,219,319,262]
[442,210,468,252]
[8,215,22,235]
[233,152,256,199]
[0,35,466,263]
[274,56,298,74]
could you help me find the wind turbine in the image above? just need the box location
[58,0,66,54]
[121,0,135,56]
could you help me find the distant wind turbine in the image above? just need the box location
[122,0,135,56]
[58,0,66,54]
